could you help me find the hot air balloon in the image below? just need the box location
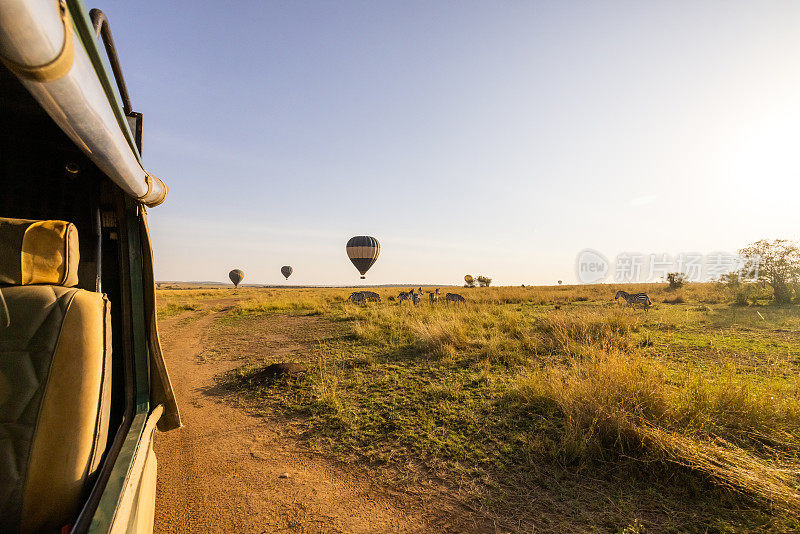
[346,236,380,279]
[558,280,563,285]
[464,275,474,284]
[229,269,244,288]
[281,266,293,280]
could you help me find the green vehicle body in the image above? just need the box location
[0,1,179,532]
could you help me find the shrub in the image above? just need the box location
[720,271,741,289]
[666,272,687,291]
[734,292,749,306]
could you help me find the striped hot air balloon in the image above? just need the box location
[346,236,380,279]
[281,266,293,280]
[464,275,474,284]
[229,269,244,288]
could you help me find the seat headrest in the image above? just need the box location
[0,218,79,287]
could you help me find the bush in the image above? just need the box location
[477,275,492,287]
[666,272,687,291]
[720,272,741,289]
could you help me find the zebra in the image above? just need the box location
[429,288,439,303]
[349,291,365,304]
[361,291,381,302]
[349,290,381,304]
[445,292,466,305]
[398,290,412,303]
[615,290,651,310]
[412,291,422,306]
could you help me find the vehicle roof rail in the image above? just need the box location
[88,9,132,116]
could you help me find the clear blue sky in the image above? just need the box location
[103,0,800,285]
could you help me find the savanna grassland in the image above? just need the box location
[157,283,800,533]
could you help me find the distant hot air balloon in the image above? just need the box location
[229,269,244,288]
[464,275,474,284]
[346,236,380,279]
[281,266,293,280]
[558,280,563,285]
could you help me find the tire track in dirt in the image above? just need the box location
[153,300,446,533]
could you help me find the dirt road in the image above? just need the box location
[153,301,477,533]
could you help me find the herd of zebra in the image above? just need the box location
[347,288,651,310]
[348,288,467,305]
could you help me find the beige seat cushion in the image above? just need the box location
[0,285,111,533]
[0,218,79,287]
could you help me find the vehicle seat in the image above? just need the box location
[0,218,111,534]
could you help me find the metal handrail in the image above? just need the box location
[88,8,133,116]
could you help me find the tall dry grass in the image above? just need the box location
[505,348,800,513]
[341,301,642,363]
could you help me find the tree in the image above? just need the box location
[476,275,492,287]
[666,272,687,291]
[739,239,800,304]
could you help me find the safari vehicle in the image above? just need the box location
[0,1,179,532]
